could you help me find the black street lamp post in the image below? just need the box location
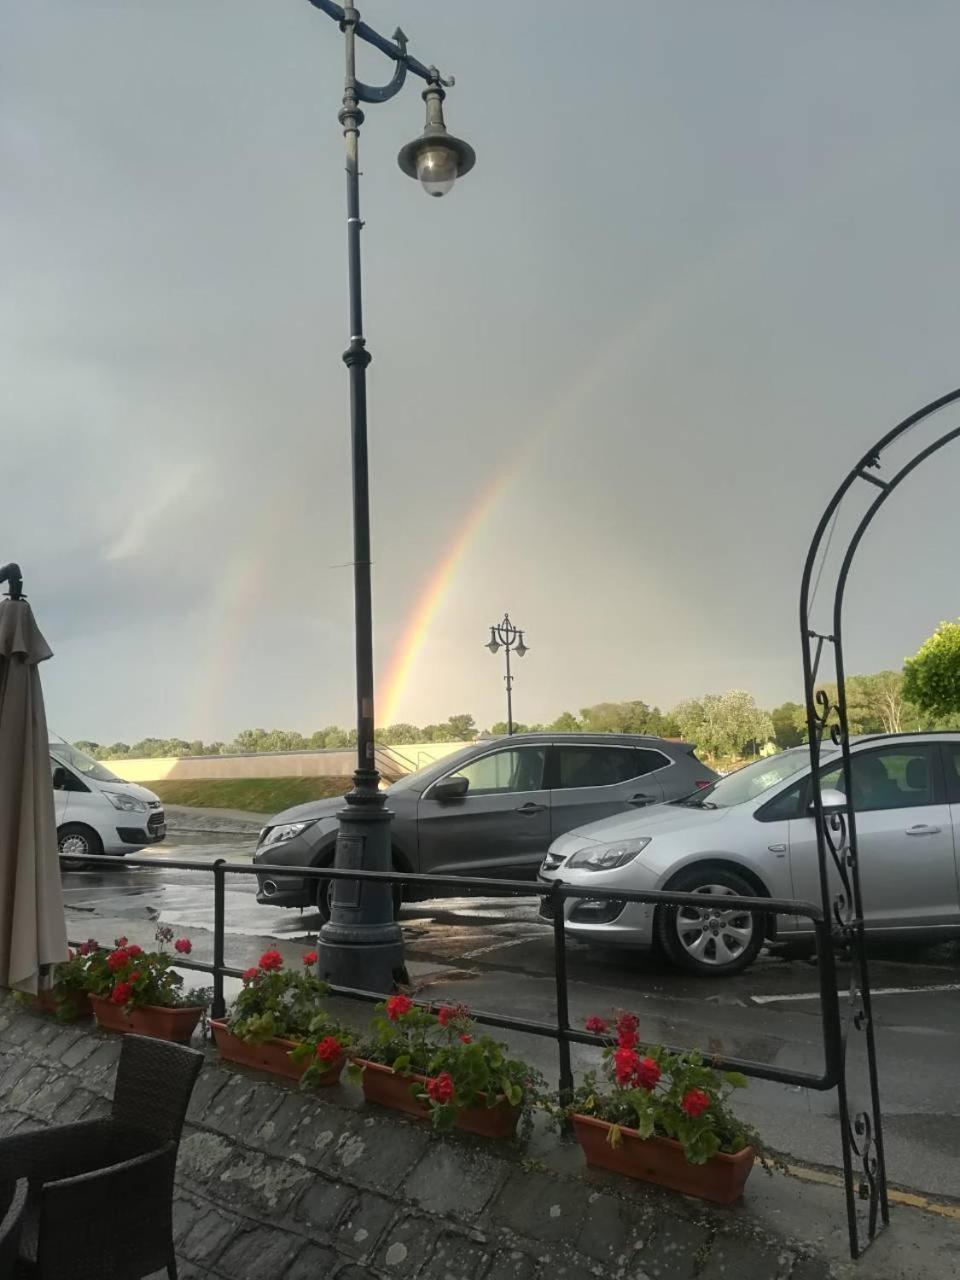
[486,614,528,735]
[309,0,475,993]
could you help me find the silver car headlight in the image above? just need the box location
[567,837,651,872]
[259,821,315,850]
[105,792,148,813]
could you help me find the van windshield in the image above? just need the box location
[50,740,122,785]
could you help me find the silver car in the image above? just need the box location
[539,733,960,977]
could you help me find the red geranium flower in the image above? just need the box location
[437,1003,468,1027]
[634,1056,661,1091]
[459,1034,472,1044]
[78,942,90,957]
[259,949,283,972]
[613,1046,639,1086]
[106,949,129,972]
[174,939,192,955]
[302,951,318,966]
[681,1088,711,1118]
[315,1036,342,1064]
[385,994,413,1021]
[110,982,133,1006]
[616,1011,639,1048]
[426,1072,455,1104]
[585,1015,609,1035]
[116,937,129,948]
[241,967,259,984]
[126,943,143,958]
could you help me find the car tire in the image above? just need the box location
[58,824,104,868]
[313,871,403,925]
[656,867,765,977]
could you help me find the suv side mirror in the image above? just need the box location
[52,766,69,791]
[808,788,847,816]
[432,775,469,802]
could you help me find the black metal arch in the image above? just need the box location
[799,386,960,1258]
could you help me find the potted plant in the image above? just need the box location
[18,939,99,1021]
[211,949,353,1084]
[351,997,543,1139]
[85,927,208,1043]
[569,1011,758,1203]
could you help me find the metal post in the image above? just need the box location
[550,883,574,1107]
[317,4,406,992]
[211,858,226,1019]
[504,643,513,735]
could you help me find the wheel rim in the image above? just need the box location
[60,834,89,858]
[674,884,755,967]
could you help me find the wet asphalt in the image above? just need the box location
[61,830,960,1203]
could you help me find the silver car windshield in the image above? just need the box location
[679,750,821,809]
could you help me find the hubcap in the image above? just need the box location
[675,884,754,967]
[60,835,88,857]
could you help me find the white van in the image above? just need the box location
[49,738,166,858]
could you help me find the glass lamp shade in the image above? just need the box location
[415,143,459,197]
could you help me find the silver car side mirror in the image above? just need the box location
[808,788,848,816]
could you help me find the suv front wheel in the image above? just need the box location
[656,867,764,977]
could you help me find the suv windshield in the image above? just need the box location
[386,744,482,794]
[678,750,819,809]
[50,739,122,785]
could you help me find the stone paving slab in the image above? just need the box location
[0,995,943,1280]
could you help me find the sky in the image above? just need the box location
[6,1,960,744]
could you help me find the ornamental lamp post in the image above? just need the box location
[306,0,475,994]
[486,614,528,735]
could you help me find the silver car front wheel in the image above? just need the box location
[657,868,765,977]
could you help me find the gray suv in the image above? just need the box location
[253,734,716,920]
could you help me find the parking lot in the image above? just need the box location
[61,830,960,1205]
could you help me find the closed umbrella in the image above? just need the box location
[0,565,68,994]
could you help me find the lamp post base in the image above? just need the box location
[317,783,408,993]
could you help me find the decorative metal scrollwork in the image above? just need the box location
[794,393,960,1254]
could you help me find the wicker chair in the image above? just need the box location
[0,1179,27,1278]
[0,1035,203,1280]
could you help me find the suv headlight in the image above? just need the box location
[567,837,651,872]
[105,792,148,813]
[259,821,315,850]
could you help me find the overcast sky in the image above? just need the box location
[7,1,960,743]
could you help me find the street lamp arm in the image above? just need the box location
[307,0,452,89]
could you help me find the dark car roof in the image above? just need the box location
[479,733,693,748]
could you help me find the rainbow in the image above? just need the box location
[377,467,512,726]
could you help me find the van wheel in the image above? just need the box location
[314,874,403,925]
[656,867,764,977]
[58,824,103,868]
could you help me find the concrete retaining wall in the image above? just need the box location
[0,997,829,1280]
[109,743,473,784]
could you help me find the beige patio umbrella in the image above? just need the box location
[0,566,68,994]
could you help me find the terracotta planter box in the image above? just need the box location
[34,990,92,1021]
[89,994,203,1044]
[572,1113,755,1204]
[354,1059,521,1139]
[210,1021,343,1085]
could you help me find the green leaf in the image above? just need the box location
[724,1071,749,1089]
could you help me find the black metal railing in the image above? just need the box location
[61,853,842,1104]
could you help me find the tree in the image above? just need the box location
[377,723,422,745]
[770,703,805,749]
[490,722,529,736]
[549,711,581,732]
[672,691,773,762]
[903,622,960,721]
[73,741,102,758]
[579,700,673,736]
[444,714,477,741]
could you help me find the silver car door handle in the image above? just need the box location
[906,824,941,835]
[515,802,547,815]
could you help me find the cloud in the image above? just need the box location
[102,463,204,562]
